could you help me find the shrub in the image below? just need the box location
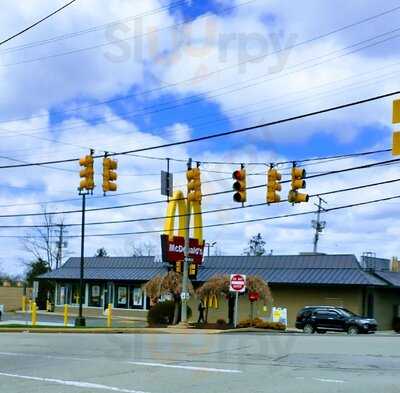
[216,318,227,326]
[147,301,192,326]
[237,318,285,330]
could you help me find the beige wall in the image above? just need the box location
[189,285,364,328]
[373,288,400,330]
[0,287,25,311]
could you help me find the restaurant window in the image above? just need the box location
[71,282,85,305]
[88,283,103,307]
[129,286,143,309]
[115,285,128,308]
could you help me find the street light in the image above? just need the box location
[205,241,217,257]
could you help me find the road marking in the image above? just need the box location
[0,352,242,374]
[313,377,346,384]
[128,361,242,373]
[0,372,150,393]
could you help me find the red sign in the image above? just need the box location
[161,234,205,265]
[230,274,246,292]
[248,292,259,302]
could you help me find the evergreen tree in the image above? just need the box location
[244,233,266,256]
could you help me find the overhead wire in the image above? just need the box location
[0,90,398,170]
[2,193,400,238]
[0,156,398,219]
[0,0,78,46]
[1,176,400,229]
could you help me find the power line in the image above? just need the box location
[2,176,399,229]
[0,90,398,171]
[0,1,254,68]
[0,157,398,219]
[0,0,78,46]
[4,193,400,238]
[5,21,400,136]
[0,0,188,54]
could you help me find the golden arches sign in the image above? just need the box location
[163,190,203,243]
[161,190,205,265]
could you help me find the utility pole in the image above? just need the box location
[311,196,327,253]
[55,223,65,269]
[180,158,192,326]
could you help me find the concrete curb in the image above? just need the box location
[0,327,223,334]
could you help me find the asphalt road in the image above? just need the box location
[0,332,399,393]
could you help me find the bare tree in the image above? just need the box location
[22,207,67,270]
[127,241,157,257]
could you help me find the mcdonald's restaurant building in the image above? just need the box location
[39,254,400,330]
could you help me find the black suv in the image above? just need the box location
[295,306,378,335]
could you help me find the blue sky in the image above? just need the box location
[1,0,400,274]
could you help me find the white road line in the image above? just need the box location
[0,372,150,393]
[313,377,346,384]
[0,351,242,374]
[128,361,242,374]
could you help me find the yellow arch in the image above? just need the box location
[164,190,187,240]
[190,201,203,244]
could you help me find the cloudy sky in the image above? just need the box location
[1,0,400,274]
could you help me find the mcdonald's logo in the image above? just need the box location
[160,190,205,265]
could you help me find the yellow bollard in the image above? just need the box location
[21,296,26,313]
[63,304,68,326]
[107,303,112,328]
[31,302,37,326]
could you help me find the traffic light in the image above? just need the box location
[79,154,94,191]
[267,167,281,204]
[288,165,309,203]
[392,100,400,156]
[103,157,118,193]
[187,166,202,202]
[232,165,246,203]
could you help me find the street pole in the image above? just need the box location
[180,158,192,325]
[312,196,327,253]
[75,192,87,327]
[234,291,239,328]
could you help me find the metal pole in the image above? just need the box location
[76,192,86,327]
[234,291,239,328]
[180,158,192,325]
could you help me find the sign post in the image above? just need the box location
[229,274,246,328]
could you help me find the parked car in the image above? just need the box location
[295,306,378,335]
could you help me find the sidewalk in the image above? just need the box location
[15,310,147,322]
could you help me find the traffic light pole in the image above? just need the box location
[75,191,87,327]
[180,158,192,326]
[180,199,191,325]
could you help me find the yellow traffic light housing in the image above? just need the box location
[267,167,281,204]
[103,157,118,193]
[79,154,94,191]
[288,165,309,204]
[232,166,246,203]
[187,166,202,202]
[392,100,400,156]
